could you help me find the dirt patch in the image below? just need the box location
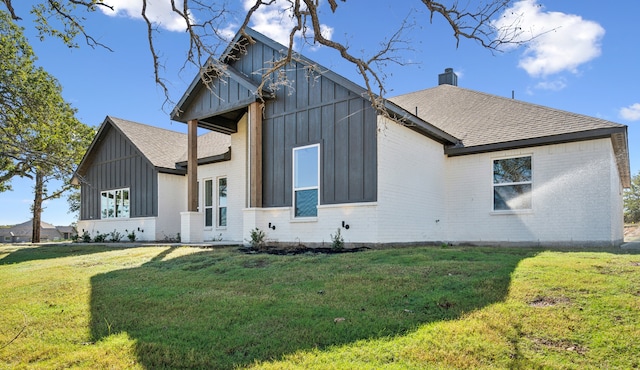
[530,337,588,355]
[240,246,370,256]
[529,296,571,307]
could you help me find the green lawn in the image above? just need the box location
[0,244,638,369]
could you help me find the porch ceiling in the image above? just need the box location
[197,106,247,134]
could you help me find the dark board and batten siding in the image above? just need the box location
[80,127,158,220]
[180,71,257,121]
[231,41,378,208]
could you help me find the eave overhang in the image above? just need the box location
[174,147,232,170]
[382,100,460,145]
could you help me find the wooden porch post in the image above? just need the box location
[187,119,198,212]
[249,102,262,208]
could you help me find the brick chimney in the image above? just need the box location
[438,68,457,86]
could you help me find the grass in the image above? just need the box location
[0,244,638,369]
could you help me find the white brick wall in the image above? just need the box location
[444,138,621,246]
[76,217,157,242]
[157,173,186,240]
[609,145,624,244]
[180,211,204,243]
[375,117,448,243]
[243,202,378,246]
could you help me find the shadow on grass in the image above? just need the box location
[0,244,125,265]
[89,246,539,368]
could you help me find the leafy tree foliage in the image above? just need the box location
[624,171,640,224]
[0,10,94,241]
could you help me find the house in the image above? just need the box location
[73,28,630,247]
[0,220,77,243]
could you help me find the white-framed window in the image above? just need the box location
[204,179,213,227]
[100,188,130,219]
[493,156,532,211]
[217,177,227,227]
[4,236,11,242]
[293,144,320,218]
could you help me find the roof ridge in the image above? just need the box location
[108,116,188,137]
[392,85,624,128]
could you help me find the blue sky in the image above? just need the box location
[0,0,638,226]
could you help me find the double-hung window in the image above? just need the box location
[218,177,227,227]
[100,188,130,219]
[293,144,320,218]
[493,156,532,211]
[204,179,213,227]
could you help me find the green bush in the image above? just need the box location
[127,230,136,242]
[109,230,123,242]
[93,233,107,243]
[247,228,266,250]
[330,228,344,250]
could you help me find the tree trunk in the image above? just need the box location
[31,171,43,243]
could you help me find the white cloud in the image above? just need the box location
[620,103,640,121]
[242,0,334,47]
[494,0,605,77]
[534,78,567,91]
[100,0,189,32]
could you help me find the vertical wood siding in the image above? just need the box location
[231,41,378,207]
[180,71,256,121]
[80,126,158,220]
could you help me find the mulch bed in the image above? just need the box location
[240,246,370,255]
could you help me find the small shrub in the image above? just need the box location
[81,231,91,243]
[247,228,266,250]
[330,228,344,250]
[109,230,123,243]
[93,233,107,243]
[163,233,180,243]
[127,230,136,242]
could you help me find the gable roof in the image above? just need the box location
[110,117,188,170]
[73,116,231,184]
[391,84,630,187]
[171,27,459,145]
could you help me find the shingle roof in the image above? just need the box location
[389,84,626,148]
[108,117,231,170]
[177,131,231,163]
[109,117,188,169]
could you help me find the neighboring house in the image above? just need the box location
[74,28,630,247]
[0,220,77,243]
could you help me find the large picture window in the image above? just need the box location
[293,144,319,217]
[218,177,227,227]
[100,188,130,219]
[493,156,532,211]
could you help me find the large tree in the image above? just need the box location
[0,10,94,242]
[624,171,640,224]
[0,0,529,114]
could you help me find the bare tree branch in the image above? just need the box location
[2,0,533,118]
[2,0,20,20]
[44,0,114,50]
